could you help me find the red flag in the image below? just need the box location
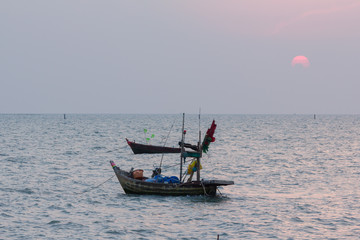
[202,120,217,153]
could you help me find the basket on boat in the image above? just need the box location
[133,169,144,179]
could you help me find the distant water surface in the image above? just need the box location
[1,114,360,239]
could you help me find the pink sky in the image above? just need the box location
[1,0,360,113]
[181,0,360,39]
[271,1,360,38]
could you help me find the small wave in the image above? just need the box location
[48,221,85,229]
[291,216,304,223]
[63,221,85,228]
[66,203,73,208]
[17,188,34,194]
[4,157,16,162]
[131,228,155,235]
[48,220,61,225]
[48,205,64,210]
[1,213,13,218]
[64,150,80,155]
[0,187,14,193]
[106,230,124,235]
[86,199,101,204]
[91,146,106,150]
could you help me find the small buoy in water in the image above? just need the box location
[64,114,66,120]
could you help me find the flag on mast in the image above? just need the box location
[202,120,216,153]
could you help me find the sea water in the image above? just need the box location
[1,114,360,239]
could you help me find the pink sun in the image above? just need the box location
[291,56,310,68]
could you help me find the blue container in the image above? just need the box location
[154,175,164,183]
[170,176,180,183]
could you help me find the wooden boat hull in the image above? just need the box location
[126,138,181,154]
[111,162,234,196]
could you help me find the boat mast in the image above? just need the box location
[196,109,201,181]
[180,113,185,182]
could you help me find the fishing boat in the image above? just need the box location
[111,114,234,196]
[125,138,181,154]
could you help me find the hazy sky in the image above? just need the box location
[1,0,360,114]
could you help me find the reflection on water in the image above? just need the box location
[1,114,360,239]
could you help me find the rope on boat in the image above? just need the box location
[200,180,210,196]
[74,175,115,195]
[217,187,223,197]
[161,158,190,170]
[159,119,176,168]
[181,170,188,182]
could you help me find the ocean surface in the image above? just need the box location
[1,114,360,239]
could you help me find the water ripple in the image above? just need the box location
[1,114,360,239]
